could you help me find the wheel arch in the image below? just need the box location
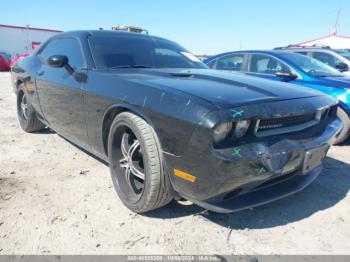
[101,104,156,156]
[15,78,24,93]
[101,104,177,198]
[338,101,350,118]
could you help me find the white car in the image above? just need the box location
[276,45,350,76]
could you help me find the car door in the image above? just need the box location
[35,37,90,147]
[246,53,293,81]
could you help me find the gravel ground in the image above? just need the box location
[0,72,350,255]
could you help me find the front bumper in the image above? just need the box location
[164,117,343,213]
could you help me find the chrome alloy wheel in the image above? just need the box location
[20,94,29,121]
[119,131,145,195]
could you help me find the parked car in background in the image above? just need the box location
[274,45,350,76]
[204,50,350,144]
[0,52,11,71]
[10,53,30,69]
[11,31,342,213]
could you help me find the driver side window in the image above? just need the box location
[249,54,291,75]
[39,38,84,69]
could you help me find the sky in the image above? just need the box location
[1,0,350,55]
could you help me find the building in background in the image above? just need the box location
[0,24,62,57]
[295,33,350,50]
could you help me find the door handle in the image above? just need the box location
[38,70,44,76]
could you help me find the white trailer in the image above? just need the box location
[0,24,61,57]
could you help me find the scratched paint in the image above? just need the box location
[232,147,242,158]
[121,95,128,102]
[143,96,147,107]
[230,109,244,118]
[256,166,266,175]
[160,92,166,102]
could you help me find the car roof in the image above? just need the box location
[205,50,293,63]
[50,30,167,42]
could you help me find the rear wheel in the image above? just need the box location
[107,112,173,213]
[16,85,45,132]
[334,107,350,145]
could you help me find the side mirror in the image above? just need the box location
[275,71,298,81]
[335,62,349,72]
[47,55,68,68]
[47,55,74,74]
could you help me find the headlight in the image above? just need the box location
[213,122,233,144]
[235,120,250,138]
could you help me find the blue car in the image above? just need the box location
[205,50,350,144]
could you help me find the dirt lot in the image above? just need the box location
[0,72,350,255]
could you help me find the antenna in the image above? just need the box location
[331,8,341,35]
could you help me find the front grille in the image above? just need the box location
[255,107,329,137]
[257,113,316,131]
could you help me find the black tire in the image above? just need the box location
[107,112,173,213]
[16,85,45,132]
[334,107,350,145]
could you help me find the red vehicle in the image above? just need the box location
[0,52,11,71]
[10,42,40,69]
[10,53,30,68]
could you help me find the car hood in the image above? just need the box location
[321,76,350,89]
[109,68,326,108]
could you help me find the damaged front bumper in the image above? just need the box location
[165,116,343,213]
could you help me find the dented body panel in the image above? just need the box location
[11,30,343,212]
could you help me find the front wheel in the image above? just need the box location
[107,112,173,213]
[334,107,350,145]
[16,85,45,132]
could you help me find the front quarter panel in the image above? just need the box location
[166,95,338,200]
[83,70,217,158]
[11,55,44,119]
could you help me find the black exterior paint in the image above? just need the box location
[11,30,343,212]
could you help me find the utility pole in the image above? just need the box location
[331,8,341,35]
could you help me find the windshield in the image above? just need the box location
[283,52,343,77]
[89,33,208,69]
[335,50,350,60]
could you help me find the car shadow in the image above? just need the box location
[36,130,349,228]
[145,156,350,229]
[33,127,56,135]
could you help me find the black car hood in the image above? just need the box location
[108,68,325,108]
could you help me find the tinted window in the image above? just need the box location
[249,54,290,75]
[334,50,350,60]
[39,38,84,69]
[312,52,342,68]
[295,51,308,55]
[216,54,244,71]
[89,34,207,69]
[283,53,342,77]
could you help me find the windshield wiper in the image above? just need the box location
[111,65,155,69]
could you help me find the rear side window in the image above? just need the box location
[249,54,291,75]
[39,38,84,69]
[312,52,342,68]
[295,51,308,55]
[216,54,244,71]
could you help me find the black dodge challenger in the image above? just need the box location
[11,30,343,213]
